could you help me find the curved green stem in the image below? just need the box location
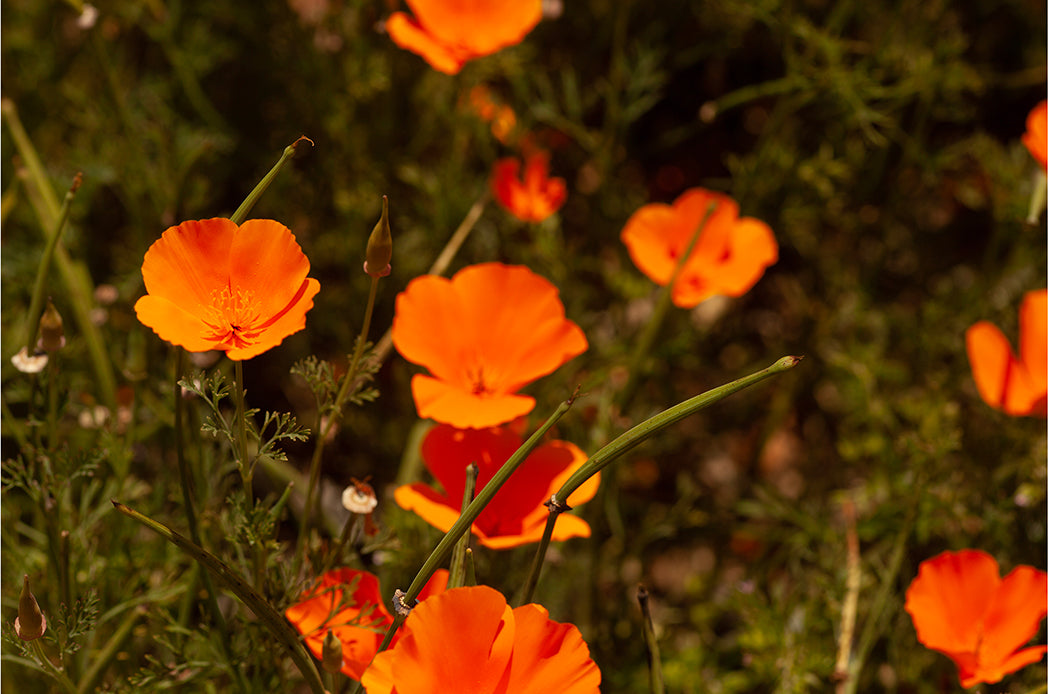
[230,136,313,226]
[112,501,326,694]
[29,639,77,694]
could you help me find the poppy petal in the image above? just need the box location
[966,321,1037,415]
[979,565,1048,666]
[141,218,236,306]
[404,0,541,55]
[386,12,467,74]
[905,549,1000,654]
[1019,289,1048,413]
[506,603,602,692]
[230,220,314,319]
[224,278,321,361]
[411,374,536,429]
[134,295,220,353]
[393,483,461,535]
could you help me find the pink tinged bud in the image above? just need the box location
[15,574,46,641]
[37,299,66,353]
[364,196,392,278]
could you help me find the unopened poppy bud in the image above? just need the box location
[37,299,65,353]
[363,196,392,278]
[14,574,46,641]
[321,629,343,674]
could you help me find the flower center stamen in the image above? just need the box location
[201,286,264,349]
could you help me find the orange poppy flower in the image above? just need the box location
[394,422,599,549]
[386,0,542,75]
[905,549,1048,688]
[1023,100,1047,170]
[134,218,320,361]
[361,585,601,693]
[391,263,587,429]
[492,151,567,223]
[620,187,778,308]
[285,568,448,681]
[965,289,1047,417]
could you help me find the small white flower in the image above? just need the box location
[11,348,48,374]
[341,482,378,514]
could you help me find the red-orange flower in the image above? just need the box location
[134,218,320,361]
[361,585,601,693]
[468,86,518,144]
[620,187,778,308]
[1023,100,1047,170]
[285,568,448,680]
[394,422,599,549]
[391,263,587,429]
[492,151,567,223]
[386,0,541,75]
[905,549,1048,688]
[965,289,1047,417]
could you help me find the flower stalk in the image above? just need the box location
[230,136,313,226]
[637,585,665,694]
[447,463,478,590]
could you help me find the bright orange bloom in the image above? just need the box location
[905,549,1048,688]
[361,585,601,693]
[285,568,448,681]
[391,263,587,429]
[386,0,541,75]
[134,218,320,361]
[394,422,599,548]
[492,151,567,223]
[965,289,1047,417]
[1023,100,1047,170]
[620,187,778,308]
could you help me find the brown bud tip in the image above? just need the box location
[37,298,66,353]
[15,574,46,641]
[364,196,392,278]
[321,629,343,674]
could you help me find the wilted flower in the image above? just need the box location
[395,422,599,548]
[391,263,587,429]
[385,0,542,74]
[134,218,320,361]
[361,585,601,693]
[621,187,778,308]
[965,289,1047,417]
[492,151,567,223]
[905,549,1048,687]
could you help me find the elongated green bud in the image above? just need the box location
[364,196,392,278]
[321,629,343,674]
[15,574,46,641]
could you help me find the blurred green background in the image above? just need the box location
[2,0,1046,692]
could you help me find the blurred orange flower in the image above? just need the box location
[965,289,1047,417]
[285,568,448,681]
[469,86,518,144]
[134,218,320,361]
[386,0,542,75]
[492,151,567,222]
[620,187,778,308]
[1023,100,1047,170]
[391,263,587,429]
[361,585,601,693]
[394,422,599,549]
[905,549,1048,688]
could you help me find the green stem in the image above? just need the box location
[2,100,117,412]
[23,174,80,356]
[230,136,313,226]
[448,463,478,590]
[234,360,252,507]
[524,356,802,602]
[29,639,77,694]
[617,202,717,411]
[112,501,326,694]
[373,391,580,654]
[173,351,250,694]
[76,608,142,694]
[637,586,665,694]
[46,355,60,450]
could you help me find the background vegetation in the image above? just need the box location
[2,0,1045,691]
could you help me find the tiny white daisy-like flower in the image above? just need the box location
[11,348,48,374]
[341,479,378,514]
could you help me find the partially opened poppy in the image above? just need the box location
[361,585,601,693]
[386,0,542,75]
[492,151,567,223]
[905,549,1048,688]
[285,568,448,680]
[621,187,778,308]
[965,289,1047,417]
[134,218,320,361]
[394,422,599,548]
[391,263,587,429]
[1023,100,1047,170]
